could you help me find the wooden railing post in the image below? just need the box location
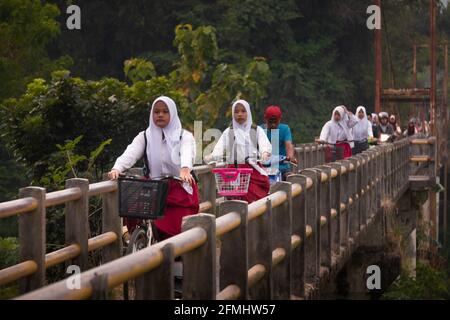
[360,153,371,226]
[287,174,308,298]
[354,155,365,228]
[101,179,122,263]
[365,150,376,219]
[18,187,46,293]
[219,200,248,299]
[270,181,292,299]
[336,160,350,248]
[65,178,90,271]
[182,213,216,299]
[429,136,437,179]
[248,198,272,299]
[329,163,342,259]
[316,166,332,269]
[346,158,359,240]
[135,243,175,299]
[201,172,217,216]
[299,169,319,288]
[312,145,318,166]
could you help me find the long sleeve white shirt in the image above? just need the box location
[210,126,272,163]
[112,130,195,174]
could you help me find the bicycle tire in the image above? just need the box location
[123,227,148,300]
[126,227,148,255]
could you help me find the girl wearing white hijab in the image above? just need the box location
[206,99,272,203]
[318,105,358,161]
[352,106,373,154]
[108,96,199,240]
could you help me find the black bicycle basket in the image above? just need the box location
[118,176,169,219]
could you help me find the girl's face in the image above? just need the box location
[234,104,248,125]
[153,101,170,128]
[358,110,365,119]
[334,111,341,122]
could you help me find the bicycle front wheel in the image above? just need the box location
[126,227,148,255]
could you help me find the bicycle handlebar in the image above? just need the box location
[119,173,182,182]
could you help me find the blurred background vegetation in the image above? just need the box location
[0,0,450,298]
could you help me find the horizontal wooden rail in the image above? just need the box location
[87,232,118,252]
[88,180,117,197]
[0,261,38,286]
[0,197,37,219]
[2,231,120,286]
[410,156,433,163]
[45,188,81,207]
[17,227,206,300]
[45,244,81,269]
[410,138,435,145]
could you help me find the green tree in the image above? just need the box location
[0,25,271,184]
[0,0,72,100]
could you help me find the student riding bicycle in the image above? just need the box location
[205,99,272,203]
[108,96,199,242]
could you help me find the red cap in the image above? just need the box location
[264,105,282,120]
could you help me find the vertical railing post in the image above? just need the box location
[135,244,174,299]
[65,178,90,271]
[354,155,365,228]
[336,160,350,248]
[202,172,217,216]
[347,158,359,240]
[270,182,292,299]
[366,149,377,218]
[305,146,311,168]
[360,153,371,226]
[316,165,332,269]
[18,187,46,293]
[219,201,248,299]
[329,163,342,258]
[429,137,437,179]
[287,174,308,298]
[248,198,272,299]
[182,213,216,299]
[299,169,319,290]
[101,180,122,263]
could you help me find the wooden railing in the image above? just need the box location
[11,138,414,300]
[0,142,326,297]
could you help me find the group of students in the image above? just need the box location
[318,105,373,159]
[107,97,428,241]
[108,96,296,241]
[318,105,427,162]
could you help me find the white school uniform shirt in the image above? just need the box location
[112,130,195,175]
[352,106,374,141]
[211,126,272,162]
[319,106,358,148]
[210,99,272,175]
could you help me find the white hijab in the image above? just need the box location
[326,106,353,144]
[231,99,255,154]
[353,106,370,140]
[145,96,184,177]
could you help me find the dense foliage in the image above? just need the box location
[0,0,449,298]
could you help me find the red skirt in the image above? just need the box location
[227,164,270,204]
[337,141,352,159]
[124,179,199,239]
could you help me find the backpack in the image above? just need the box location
[142,129,184,178]
[226,122,260,167]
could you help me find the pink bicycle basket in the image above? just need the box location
[211,168,253,196]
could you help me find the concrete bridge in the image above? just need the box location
[0,135,441,299]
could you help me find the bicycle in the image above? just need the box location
[118,173,186,299]
[261,155,297,184]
